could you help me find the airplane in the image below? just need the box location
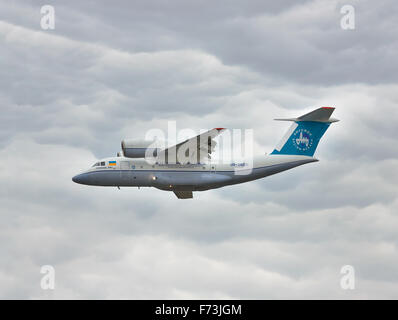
[72,107,339,199]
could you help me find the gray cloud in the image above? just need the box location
[1,0,398,299]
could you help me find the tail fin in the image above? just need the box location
[271,107,339,157]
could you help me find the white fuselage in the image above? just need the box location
[72,155,318,192]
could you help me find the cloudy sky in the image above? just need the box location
[1,0,398,299]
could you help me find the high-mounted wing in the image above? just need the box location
[157,128,225,164]
[173,190,193,199]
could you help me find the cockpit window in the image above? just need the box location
[100,161,105,166]
[92,162,100,167]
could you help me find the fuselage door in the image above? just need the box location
[120,161,132,185]
[120,161,130,170]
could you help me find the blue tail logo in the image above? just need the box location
[293,129,313,151]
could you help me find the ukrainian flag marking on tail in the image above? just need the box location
[271,107,339,157]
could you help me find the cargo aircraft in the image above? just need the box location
[72,107,338,198]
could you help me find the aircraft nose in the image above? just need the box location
[72,173,87,184]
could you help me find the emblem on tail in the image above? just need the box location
[293,129,313,151]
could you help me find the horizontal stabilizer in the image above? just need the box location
[275,107,339,123]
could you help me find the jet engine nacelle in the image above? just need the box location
[121,139,160,158]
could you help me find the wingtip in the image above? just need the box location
[321,106,335,110]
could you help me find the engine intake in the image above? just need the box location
[121,139,160,158]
